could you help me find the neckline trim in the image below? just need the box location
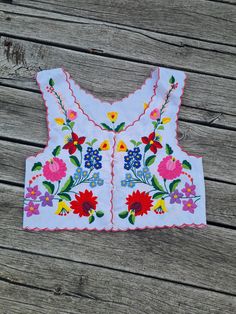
[62,67,160,134]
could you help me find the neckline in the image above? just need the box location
[62,67,160,134]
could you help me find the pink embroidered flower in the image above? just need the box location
[24,201,40,217]
[67,109,77,121]
[25,185,41,200]
[150,108,160,120]
[43,157,67,182]
[182,199,197,214]
[158,156,182,180]
[181,182,196,197]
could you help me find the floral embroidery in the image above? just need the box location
[23,78,107,224]
[100,111,126,132]
[118,76,201,224]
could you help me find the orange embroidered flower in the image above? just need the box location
[162,117,171,124]
[107,111,118,123]
[99,140,110,151]
[117,140,127,152]
[55,118,65,125]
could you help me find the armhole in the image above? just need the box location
[175,71,203,159]
[26,71,53,160]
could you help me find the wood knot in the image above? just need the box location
[3,38,26,66]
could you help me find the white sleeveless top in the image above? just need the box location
[23,67,206,231]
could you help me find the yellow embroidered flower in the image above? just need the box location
[55,200,71,216]
[155,132,162,143]
[117,140,127,152]
[55,118,65,125]
[64,134,72,144]
[162,117,171,124]
[107,111,118,123]
[99,140,110,151]
[144,102,149,110]
[151,198,168,214]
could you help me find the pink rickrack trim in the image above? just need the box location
[23,223,207,232]
[175,72,203,159]
[62,67,160,134]
[110,134,117,225]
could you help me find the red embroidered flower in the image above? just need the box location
[126,190,153,216]
[63,132,86,154]
[70,190,98,217]
[141,132,162,154]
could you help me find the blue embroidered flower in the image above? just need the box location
[94,162,102,169]
[85,160,93,169]
[121,180,127,187]
[128,181,135,188]
[126,173,132,180]
[89,181,97,188]
[124,149,143,170]
[97,179,104,186]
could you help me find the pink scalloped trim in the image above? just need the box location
[62,67,160,134]
[175,72,203,159]
[26,73,52,159]
[23,223,207,232]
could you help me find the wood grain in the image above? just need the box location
[12,0,236,45]
[0,4,236,79]
[0,247,235,314]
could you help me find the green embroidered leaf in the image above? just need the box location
[31,162,42,171]
[96,211,104,218]
[76,144,82,152]
[182,160,192,170]
[101,123,113,131]
[85,141,91,146]
[128,214,135,225]
[60,176,74,193]
[69,156,81,167]
[136,141,142,146]
[115,122,125,132]
[165,144,173,155]
[62,126,69,131]
[57,192,71,201]
[153,192,167,199]
[130,140,137,146]
[119,211,129,219]
[157,125,164,130]
[89,215,95,224]
[151,175,165,192]
[169,179,181,193]
[49,78,55,87]
[42,181,55,194]
[169,75,175,84]
[145,155,156,167]
[144,143,151,153]
[69,121,75,129]
[152,121,158,128]
[52,145,61,157]
[91,138,98,146]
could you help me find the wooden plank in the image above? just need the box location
[13,0,236,46]
[0,36,236,117]
[0,248,235,314]
[0,183,235,295]
[1,107,236,184]
[0,4,236,78]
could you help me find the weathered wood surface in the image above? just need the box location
[0,4,236,79]
[0,247,235,314]
[0,183,236,296]
[11,0,236,45]
[0,1,236,313]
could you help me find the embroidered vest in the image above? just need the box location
[23,67,206,231]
